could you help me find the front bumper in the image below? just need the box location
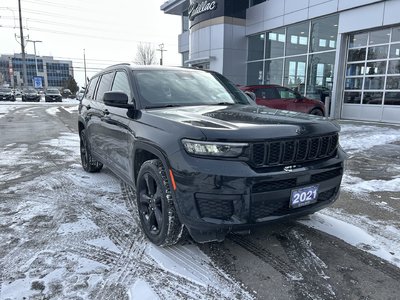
[0,95,15,101]
[45,96,62,102]
[22,96,41,102]
[169,149,346,243]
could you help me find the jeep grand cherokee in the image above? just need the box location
[78,65,346,246]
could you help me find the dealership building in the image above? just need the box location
[161,0,400,123]
[0,54,73,89]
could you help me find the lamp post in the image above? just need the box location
[26,39,42,76]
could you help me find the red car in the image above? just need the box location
[240,85,326,116]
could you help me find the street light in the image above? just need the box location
[26,39,42,76]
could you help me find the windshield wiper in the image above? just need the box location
[214,102,235,105]
[145,104,182,109]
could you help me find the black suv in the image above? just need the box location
[78,65,346,246]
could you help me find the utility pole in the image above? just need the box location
[17,0,28,88]
[157,43,167,66]
[83,49,87,86]
[26,40,42,76]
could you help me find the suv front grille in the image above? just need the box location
[250,134,338,167]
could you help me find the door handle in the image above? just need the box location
[103,109,110,115]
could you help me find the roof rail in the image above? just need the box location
[106,63,131,68]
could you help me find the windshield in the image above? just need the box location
[47,89,60,94]
[24,89,37,93]
[134,69,250,108]
[0,88,12,93]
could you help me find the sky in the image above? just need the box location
[0,0,182,87]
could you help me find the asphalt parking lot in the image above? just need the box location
[0,101,399,299]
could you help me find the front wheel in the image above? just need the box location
[310,108,324,116]
[136,159,184,246]
[80,129,103,173]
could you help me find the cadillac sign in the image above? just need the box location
[188,0,217,21]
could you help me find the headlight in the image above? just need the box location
[182,139,248,157]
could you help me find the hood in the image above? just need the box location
[144,105,340,141]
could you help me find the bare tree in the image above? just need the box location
[134,43,157,65]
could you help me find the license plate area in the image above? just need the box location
[290,185,319,208]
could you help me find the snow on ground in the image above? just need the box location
[0,104,17,118]
[300,211,400,268]
[339,123,400,154]
[0,132,251,299]
[300,122,400,268]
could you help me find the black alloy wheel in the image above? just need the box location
[136,159,184,246]
[80,129,103,173]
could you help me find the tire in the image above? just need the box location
[136,159,184,246]
[310,108,324,116]
[80,129,103,173]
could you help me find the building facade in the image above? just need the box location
[0,54,73,89]
[161,0,400,123]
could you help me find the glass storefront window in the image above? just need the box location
[286,22,309,56]
[248,34,265,61]
[363,92,383,104]
[284,56,307,89]
[389,43,400,58]
[348,48,366,62]
[388,60,400,74]
[366,61,386,75]
[345,78,363,90]
[392,27,400,42]
[346,63,365,76]
[182,11,189,32]
[344,91,362,104]
[386,76,400,89]
[310,15,338,52]
[369,29,391,45]
[306,52,335,101]
[364,77,385,89]
[264,59,283,84]
[247,61,264,85]
[367,45,388,60]
[349,33,368,48]
[385,92,400,105]
[265,29,285,59]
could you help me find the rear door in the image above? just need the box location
[89,72,115,161]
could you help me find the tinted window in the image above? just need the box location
[111,71,131,98]
[86,76,99,100]
[96,72,115,102]
[254,88,279,99]
[276,87,297,99]
[134,70,249,108]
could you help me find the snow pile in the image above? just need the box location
[342,174,400,193]
[340,124,400,154]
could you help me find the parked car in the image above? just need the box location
[13,89,22,98]
[22,88,41,102]
[45,88,62,102]
[239,85,326,116]
[0,87,16,101]
[61,89,72,98]
[78,65,345,246]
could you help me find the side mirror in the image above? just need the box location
[103,91,134,109]
[244,91,256,102]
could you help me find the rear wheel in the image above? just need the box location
[310,108,324,116]
[80,129,103,172]
[136,159,184,246]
